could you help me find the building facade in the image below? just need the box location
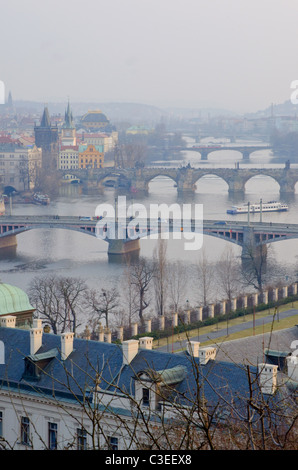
[78,144,104,169]
[58,145,79,170]
[0,143,42,192]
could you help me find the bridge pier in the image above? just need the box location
[242,150,251,160]
[107,238,140,259]
[241,227,267,261]
[279,181,296,194]
[227,175,245,194]
[200,150,209,160]
[0,234,17,249]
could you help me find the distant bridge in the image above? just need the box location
[1,214,297,258]
[178,144,272,160]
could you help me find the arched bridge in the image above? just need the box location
[1,215,298,258]
[185,144,272,160]
[60,162,298,194]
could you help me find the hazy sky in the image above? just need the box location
[1,0,298,113]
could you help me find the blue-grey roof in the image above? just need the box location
[0,327,261,413]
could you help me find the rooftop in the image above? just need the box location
[0,283,34,316]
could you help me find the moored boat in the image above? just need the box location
[33,193,50,205]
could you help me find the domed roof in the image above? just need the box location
[0,283,34,316]
[81,110,109,123]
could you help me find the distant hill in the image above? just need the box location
[246,100,298,118]
[12,100,168,124]
[10,100,238,125]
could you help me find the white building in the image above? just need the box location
[0,319,295,450]
[58,145,79,170]
[0,143,42,191]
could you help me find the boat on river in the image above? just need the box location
[227,201,288,215]
[33,193,50,205]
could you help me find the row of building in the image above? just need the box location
[0,103,118,193]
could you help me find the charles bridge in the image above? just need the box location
[61,160,298,195]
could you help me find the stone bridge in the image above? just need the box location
[185,145,272,160]
[59,162,298,194]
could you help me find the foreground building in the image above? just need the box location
[0,317,297,450]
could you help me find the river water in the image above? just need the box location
[1,138,298,316]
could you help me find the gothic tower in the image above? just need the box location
[34,106,59,169]
[61,101,76,146]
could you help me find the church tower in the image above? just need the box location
[61,101,76,146]
[34,105,59,169]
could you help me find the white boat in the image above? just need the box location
[227,201,288,215]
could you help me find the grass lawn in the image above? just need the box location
[153,301,298,349]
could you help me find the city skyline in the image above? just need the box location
[1,0,298,114]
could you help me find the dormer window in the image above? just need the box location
[22,349,58,381]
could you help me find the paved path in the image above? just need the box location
[157,308,298,353]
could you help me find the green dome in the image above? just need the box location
[0,283,34,316]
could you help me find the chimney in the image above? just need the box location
[33,318,43,329]
[139,336,153,350]
[30,327,43,355]
[199,346,217,365]
[187,341,200,357]
[122,339,139,365]
[0,316,16,328]
[258,363,278,395]
[61,332,74,360]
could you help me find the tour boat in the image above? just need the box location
[227,201,288,215]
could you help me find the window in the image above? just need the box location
[21,416,30,446]
[48,422,58,450]
[142,388,150,407]
[77,428,87,450]
[108,436,118,450]
[0,411,3,438]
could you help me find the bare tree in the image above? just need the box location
[130,257,154,321]
[153,239,168,317]
[167,260,188,313]
[28,275,88,334]
[240,242,285,293]
[195,249,215,306]
[87,287,119,328]
[120,261,138,327]
[216,246,241,302]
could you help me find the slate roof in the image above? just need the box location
[0,326,261,414]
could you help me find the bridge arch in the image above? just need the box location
[144,171,179,186]
[243,173,281,193]
[192,171,230,192]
